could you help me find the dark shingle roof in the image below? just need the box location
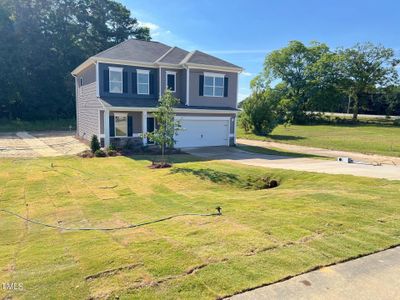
[158,47,189,64]
[94,39,171,63]
[185,50,241,69]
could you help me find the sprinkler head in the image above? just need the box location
[216,206,222,215]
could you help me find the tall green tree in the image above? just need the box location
[337,43,399,119]
[263,41,341,122]
[0,0,150,120]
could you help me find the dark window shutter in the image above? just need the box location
[199,75,204,96]
[123,71,128,93]
[224,77,229,97]
[103,70,109,92]
[109,116,115,137]
[132,71,137,94]
[149,72,155,95]
[127,116,133,136]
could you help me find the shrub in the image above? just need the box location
[241,89,279,135]
[107,149,117,156]
[90,135,101,153]
[94,149,106,157]
[394,119,400,127]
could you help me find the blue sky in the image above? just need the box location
[121,0,400,101]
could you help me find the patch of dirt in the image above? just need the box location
[85,263,143,281]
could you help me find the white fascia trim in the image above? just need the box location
[95,58,155,68]
[71,58,96,75]
[159,66,162,100]
[204,72,225,77]
[166,71,176,92]
[108,106,238,114]
[176,116,231,121]
[185,63,242,73]
[96,62,100,97]
[185,67,190,106]
[156,63,183,69]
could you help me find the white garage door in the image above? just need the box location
[175,117,230,148]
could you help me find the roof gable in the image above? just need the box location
[94,39,171,63]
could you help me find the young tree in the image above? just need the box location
[337,43,399,120]
[145,90,181,160]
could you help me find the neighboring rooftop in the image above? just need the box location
[87,39,241,70]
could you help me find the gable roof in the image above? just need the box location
[72,39,242,75]
[93,39,171,63]
[184,50,240,69]
[157,47,189,64]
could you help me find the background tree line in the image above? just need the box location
[0,0,150,120]
[241,41,400,136]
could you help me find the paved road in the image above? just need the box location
[185,147,400,181]
[228,246,400,300]
[237,139,400,166]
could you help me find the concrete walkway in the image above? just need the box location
[186,147,400,181]
[229,246,400,300]
[237,139,400,166]
[16,131,60,157]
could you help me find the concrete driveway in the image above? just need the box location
[185,147,400,181]
[0,131,88,158]
[229,246,400,300]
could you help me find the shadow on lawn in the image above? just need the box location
[170,167,239,184]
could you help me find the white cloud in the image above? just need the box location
[241,71,252,77]
[138,21,159,31]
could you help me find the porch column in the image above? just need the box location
[104,109,110,148]
[142,110,147,145]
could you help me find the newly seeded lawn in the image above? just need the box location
[1,155,400,299]
[237,123,400,157]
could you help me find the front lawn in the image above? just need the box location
[238,123,400,157]
[1,155,400,299]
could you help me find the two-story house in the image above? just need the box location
[71,39,242,148]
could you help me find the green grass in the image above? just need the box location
[1,155,400,299]
[0,119,76,132]
[238,123,400,157]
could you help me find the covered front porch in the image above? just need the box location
[99,110,155,148]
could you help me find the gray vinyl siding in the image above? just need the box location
[160,68,186,104]
[189,69,238,108]
[76,64,102,141]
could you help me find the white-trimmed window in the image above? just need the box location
[109,67,123,94]
[204,73,224,97]
[137,69,150,95]
[166,71,176,92]
[114,113,128,137]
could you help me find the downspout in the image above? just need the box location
[159,66,162,100]
[184,65,190,106]
[72,74,79,137]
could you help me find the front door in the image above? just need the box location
[147,117,155,144]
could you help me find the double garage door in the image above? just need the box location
[175,116,231,148]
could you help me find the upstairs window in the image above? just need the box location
[137,69,150,95]
[109,67,123,93]
[166,71,176,92]
[204,73,224,97]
